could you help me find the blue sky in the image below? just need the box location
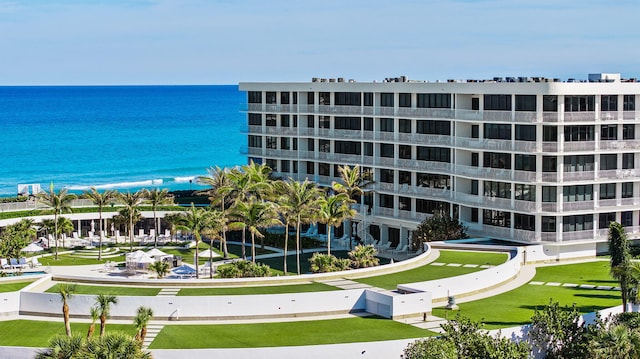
[1,0,639,85]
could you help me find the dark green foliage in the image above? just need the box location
[217,260,271,278]
[308,253,351,273]
[613,312,640,330]
[0,219,34,259]
[36,332,151,359]
[262,231,322,250]
[609,222,632,310]
[412,211,467,248]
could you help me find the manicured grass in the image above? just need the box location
[46,283,160,296]
[258,250,391,276]
[38,253,126,266]
[432,261,621,329]
[149,316,434,349]
[177,282,339,296]
[0,320,137,347]
[0,280,35,292]
[354,250,507,290]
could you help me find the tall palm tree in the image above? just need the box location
[37,184,77,259]
[176,203,214,279]
[83,188,116,260]
[274,180,296,275]
[117,191,146,252]
[277,179,322,275]
[95,294,118,337]
[230,200,282,263]
[332,165,373,249]
[162,212,183,241]
[144,188,173,248]
[201,208,227,277]
[609,221,631,311]
[133,306,154,343]
[198,166,233,258]
[57,283,76,337]
[87,306,99,340]
[318,192,356,256]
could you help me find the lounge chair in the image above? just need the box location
[0,258,9,269]
[392,244,408,255]
[30,257,42,267]
[10,258,27,269]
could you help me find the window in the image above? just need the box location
[248,91,262,104]
[471,208,478,222]
[514,214,535,230]
[601,95,617,111]
[364,117,373,131]
[334,92,361,106]
[471,180,478,195]
[399,93,411,108]
[318,92,329,105]
[248,113,261,125]
[293,138,297,150]
[380,93,394,107]
[318,163,330,176]
[484,124,511,140]
[543,95,557,112]
[266,158,277,171]
[622,182,634,198]
[624,95,635,111]
[364,142,373,156]
[248,135,262,148]
[292,161,298,173]
[515,154,536,171]
[380,118,394,132]
[471,153,479,167]
[565,96,595,111]
[543,126,557,141]
[416,93,451,108]
[623,124,635,140]
[307,92,315,105]
[399,171,412,185]
[335,141,361,155]
[483,209,511,227]
[515,95,536,111]
[364,93,373,106]
[417,147,450,163]
[281,160,290,173]
[307,115,315,128]
[266,136,277,149]
[601,125,617,140]
[379,194,394,208]
[292,93,297,105]
[484,95,511,111]
[483,152,511,169]
[280,137,290,150]
[319,139,330,152]
[564,126,595,141]
[266,114,277,127]
[472,98,479,110]
[599,213,616,229]
[563,214,593,232]
[399,119,412,133]
[564,155,594,172]
[380,169,394,183]
[416,120,451,135]
[416,199,449,214]
[318,116,330,129]
[306,161,314,174]
[417,173,450,188]
[307,139,315,151]
[599,183,616,200]
[265,92,277,104]
[542,216,556,232]
[622,211,633,227]
[399,145,411,159]
[516,125,536,141]
[623,153,634,169]
[543,156,557,172]
[471,125,479,138]
[399,196,412,211]
[600,154,617,170]
[334,117,361,130]
[563,185,593,202]
[380,144,394,158]
[484,181,511,199]
[515,184,536,201]
[542,186,556,202]
[280,92,290,104]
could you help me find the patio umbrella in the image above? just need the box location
[21,243,44,253]
[172,264,196,276]
[147,248,168,258]
[198,249,221,259]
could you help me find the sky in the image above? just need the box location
[1,0,639,85]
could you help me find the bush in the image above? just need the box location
[308,253,351,273]
[217,260,271,278]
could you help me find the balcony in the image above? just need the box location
[623,111,638,120]
[562,171,595,181]
[561,230,594,241]
[563,141,596,152]
[398,133,452,146]
[598,169,640,180]
[562,201,594,211]
[455,164,512,181]
[563,112,596,122]
[397,159,451,173]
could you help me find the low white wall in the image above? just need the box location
[364,290,431,319]
[0,291,20,316]
[0,346,40,359]
[525,242,597,263]
[397,247,523,301]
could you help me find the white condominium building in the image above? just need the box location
[239,73,640,249]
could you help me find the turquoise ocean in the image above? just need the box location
[0,85,246,196]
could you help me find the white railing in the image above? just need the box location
[542,142,558,152]
[513,170,537,182]
[411,186,452,199]
[563,171,595,181]
[374,132,395,141]
[398,133,452,146]
[541,202,558,212]
[562,201,595,211]
[563,141,596,151]
[455,165,512,181]
[373,207,395,217]
[542,112,559,122]
[623,111,638,120]
[561,229,594,241]
[375,182,395,192]
[563,112,596,122]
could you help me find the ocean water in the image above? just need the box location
[0,85,246,196]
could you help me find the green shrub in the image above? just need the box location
[309,253,351,273]
[217,260,271,278]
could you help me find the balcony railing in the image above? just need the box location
[561,229,595,241]
[562,201,595,211]
[563,112,596,122]
[563,171,595,181]
[563,141,596,151]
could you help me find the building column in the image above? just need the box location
[380,224,389,245]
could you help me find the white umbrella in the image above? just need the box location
[146,248,168,257]
[198,249,221,259]
[21,243,44,253]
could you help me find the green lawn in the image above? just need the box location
[46,283,160,296]
[0,320,137,347]
[177,282,339,296]
[0,280,35,293]
[38,253,126,266]
[149,316,433,349]
[354,250,508,290]
[432,261,621,329]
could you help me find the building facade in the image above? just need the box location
[239,74,640,248]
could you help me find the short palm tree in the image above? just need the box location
[117,190,146,252]
[230,200,282,263]
[149,261,170,279]
[95,294,118,337]
[37,183,77,259]
[83,331,151,358]
[87,306,100,340]
[176,203,214,279]
[332,165,373,249]
[35,334,84,359]
[57,283,77,337]
[83,188,116,260]
[349,244,380,268]
[144,188,173,248]
[133,306,154,343]
[318,192,356,256]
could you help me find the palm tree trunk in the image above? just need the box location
[241,229,246,260]
[222,230,229,259]
[98,209,103,261]
[283,224,289,275]
[63,303,71,337]
[251,232,256,263]
[129,216,133,252]
[209,244,214,279]
[153,209,158,248]
[87,324,95,340]
[296,217,301,275]
[327,224,332,256]
[100,315,106,337]
[141,327,148,343]
[195,232,200,279]
[54,213,59,260]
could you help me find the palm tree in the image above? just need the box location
[83,188,116,260]
[201,208,227,277]
[318,192,356,256]
[133,306,154,343]
[117,191,146,252]
[95,294,118,337]
[332,165,373,249]
[274,180,296,275]
[609,221,631,311]
[149,261,170,279]
[230,200,282,263]
[276,179,322,275]
[176,203,214,279]
[35,334,84,359]
[162,212,183,241]
[37,183,77,259]
[57,283,76,337]
[83,331,151,358]
[87,306,99,340]
[198,166,233,258]
[349,244,380,268]
[144,188,173,248]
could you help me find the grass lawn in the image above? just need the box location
[46,283,160,296]
[0,280,35,293]
[0,320,137,347]
[177,282,339,296]
[149,316,433,349]
[354,250,508,290]
[39,253,126,266]
[432,261,621,329]
[258,250,392,276]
